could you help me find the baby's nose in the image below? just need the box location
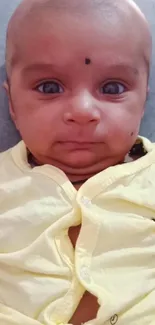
[64,91,100,125]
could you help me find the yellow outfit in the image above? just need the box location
[0,137,155,325]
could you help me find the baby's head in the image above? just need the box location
[5,0,152,181]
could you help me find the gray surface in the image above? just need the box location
[0,0,155,151]
[136,0,155,140]
[0,0,22,151]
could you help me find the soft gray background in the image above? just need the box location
[0,0,155,151]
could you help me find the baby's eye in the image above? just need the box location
[100,82,126,95]
[36,81,64,94]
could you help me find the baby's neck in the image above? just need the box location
[72,179,87,190]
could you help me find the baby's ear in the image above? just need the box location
[3,80,9,93]
[147,85,150,98]
[3,81,18,128]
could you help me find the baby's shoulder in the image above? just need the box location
[0,143,23,184]
[0,147,13,171]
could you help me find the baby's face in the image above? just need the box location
[7,11,148,179]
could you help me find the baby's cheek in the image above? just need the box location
[106,115,139,153]
[111,104,141,133]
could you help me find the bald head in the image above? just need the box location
[6,0,152,79]
[6,0,152,16]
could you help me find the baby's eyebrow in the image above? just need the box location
[105,64,139,76]
[21,63,57,76]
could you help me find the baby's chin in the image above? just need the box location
[55,150,117,178]
[54,149,127,176]
[60,149,99,169]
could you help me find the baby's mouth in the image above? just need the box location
[59,141,95,150]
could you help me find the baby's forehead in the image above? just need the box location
[7,0,148,41]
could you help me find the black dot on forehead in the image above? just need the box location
[85,58,91,65]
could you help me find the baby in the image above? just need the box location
[0,0,154,324]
